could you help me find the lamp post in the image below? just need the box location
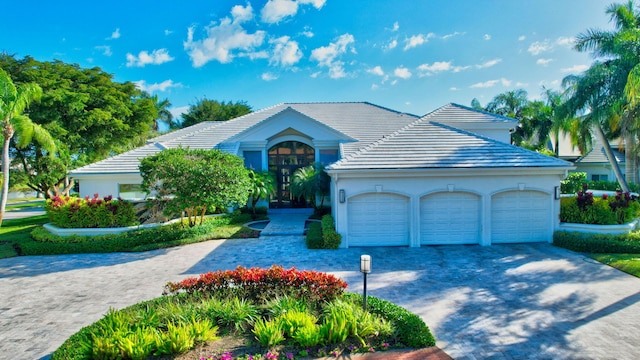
[360,254,371,311]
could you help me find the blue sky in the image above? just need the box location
[1,0,613,120]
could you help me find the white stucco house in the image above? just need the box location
[70,102,574,247]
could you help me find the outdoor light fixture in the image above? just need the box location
[555,186,561,200]
[339,189,346,203]
[360,254,371,311]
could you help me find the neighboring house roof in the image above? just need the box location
[70,101,570,176]
[327,117,572,171]
[574,137,625,165]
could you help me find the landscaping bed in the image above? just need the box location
[51,266,436,360]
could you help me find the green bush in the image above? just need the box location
[343,293,436,348]
[553,231,640,253]
[306,222,324,249]
[45,194,138,228]
[560,194,640,225]
[561,172,587,194]
[321,215,342,249]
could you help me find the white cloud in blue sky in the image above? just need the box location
[0,0,614,116]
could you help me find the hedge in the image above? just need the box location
[305,215,341,249]
[45,194,138,228]
[553,231,640,253]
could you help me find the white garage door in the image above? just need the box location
[491,191,551,243]
[348,193,410,246]
[420,192,481,244]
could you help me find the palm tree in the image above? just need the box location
[568,1,640,191]
[247,170,275,218]
[485,89,531,145]
[151,94,175,131]
[290,163,330,210]
[0,68,55,226]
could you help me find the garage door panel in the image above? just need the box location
[491,191,550,243]
[421,192,480,244]
[348,193,409,246]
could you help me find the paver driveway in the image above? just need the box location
[1,236,640,359]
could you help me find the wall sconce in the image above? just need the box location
[339,189,346,203]
[555,186,561,200]
[360,255,371,310]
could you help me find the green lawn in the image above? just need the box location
[0,215,49,258]
[590,254,640,278]
[5,199,44,211]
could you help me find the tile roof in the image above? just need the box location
[70,102,569,175]
[326,118,573,170]
[574,136,624,164]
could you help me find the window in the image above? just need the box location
[119,184,146,200]
[243,151,262,170]
[591,174,608,181]
[319,149,339,165]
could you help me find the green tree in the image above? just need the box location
[561,1,640,191]
[485,89,531,145]
[181,98,251,128]
[247,170,275,218]
[0,68,55,225]
[0,55,157,196]
[151,94,176,131]
[140,148,251,227]
[290,164,330,210]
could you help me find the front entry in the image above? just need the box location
[268,141,315,208]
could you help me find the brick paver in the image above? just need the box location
[1,213,640,359]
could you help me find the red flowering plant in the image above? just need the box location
[45,193,138,228]
[560,184,640,225]
[164,265,347,304]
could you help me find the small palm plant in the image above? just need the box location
[290,163,330,210]
[248,170,275,218]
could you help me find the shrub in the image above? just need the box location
[164,266,347,305]
[560,188,640,225]
[561,172,587,194]
[321,215,342,249]
[277,310,317,338]
[45,193,138,228]
[252,318,285,347]
[553,231,640,253]
[305,222,323,249]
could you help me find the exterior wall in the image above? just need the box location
[573,163,616,182]
[469,129,511,144]
[330,169,564,247]
[75,174,144,199]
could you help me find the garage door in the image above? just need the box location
[491,191,551,243]
[348,193,410,246]
[420,192,481,244]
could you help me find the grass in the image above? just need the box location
[590,254,640,277]
[0,215,49,258]
[5,199,44,211]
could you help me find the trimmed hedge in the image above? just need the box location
[23,213,259,255]
[306,222,324,249]
[553,231,640,253]
[305,215,341,249]
[343,293,435,348]
[45,194,138,228]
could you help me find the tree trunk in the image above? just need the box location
[595,125,630,192]
[624,135,638,185]
[0,130,13,227]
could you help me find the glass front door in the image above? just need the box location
[268,141,315,208]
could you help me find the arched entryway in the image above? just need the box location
[268,141,315,208]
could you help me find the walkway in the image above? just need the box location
[1,212,640,359]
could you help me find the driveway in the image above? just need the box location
[1,237,639,359]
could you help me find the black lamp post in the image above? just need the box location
[360,254,371,311]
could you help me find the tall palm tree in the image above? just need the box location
[485,89,531,145]
[151,94,175,131]
[562,1,640,191]
[0,68,55,226]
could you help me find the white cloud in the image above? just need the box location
[561,64,589,73]
[394,66,412,79]
[371,83,379,90]
[518,35,526,41]
[170,106,190,120]
[442,31,464,40]
[95,45,112,56]
[418,61,453,73]
[528,40,552,55]
[126,48,174,67]
[470,78,511,88]
[269,36,302,67]
[301,27,314,38]
[386,39,398,50]
[390,21,399,32]
[403,33,435,50]
[515,82,529,87]
[134,79,182,93]
[536,58,554,66]
[476,58,502,69]
[483,34,491,40]
[310,33,355,79]
[107,28,120,40]
[368,66,384,76]
[261,0,326,23]
[184,4,266,67]
[164,29,173,36]
[450,87,459,91]
[556,36,575,47]
[262,72,278,81]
